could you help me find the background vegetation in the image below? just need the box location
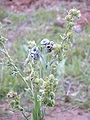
[0,0,90,117]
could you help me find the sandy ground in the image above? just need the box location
[0,103,90,120]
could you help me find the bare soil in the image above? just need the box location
[0,102,90,120]
[2,0,90,26]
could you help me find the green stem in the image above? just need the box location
[22,111,28,120]
[1,45,33,97]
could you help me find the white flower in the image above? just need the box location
[41,38,49,45]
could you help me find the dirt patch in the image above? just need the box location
[77,9,90,26]
[2,0,90,26]
[2,0,61,12]
[0,102,90,120]
[0,103,24,120]
[45,106,90,120]
[2,0,90,12]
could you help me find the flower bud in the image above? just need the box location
[35,78,40,84]
[7,91,13,98]
[69,22,75,27]
[67,32,73,40]
[54,44,61,53]
[49,74,55,80]
[77,10,81,18]
[50,92,55,99]
[19,106,23,112]
[13,92,17,97]
[58,53,63,61]
[15,105,19,109]
[41,38,49,45]
[72,9,78,16]
[16,96,20,101]
[65,15,72,21]
[28,41,36,49]
[15,100,19,105]
[51,99,55,106]
[10,100,15,107]
[30,46,39,60]
[46,41,54,52]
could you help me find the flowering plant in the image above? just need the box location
[0,8,80,120]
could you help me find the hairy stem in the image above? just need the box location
[1,44,33,97]
[22,111,28,120]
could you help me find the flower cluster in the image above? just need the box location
[28,37,67,64]
[32,74,57,107]
[41,38,55,52]
[46,41,55,52]
[7,91,17,98]
[33,78,44,95]
[58,8,81,57]
[41,74,56,107]
[28,40,36,49]
[41,38,49,45]
[54,44,63,61]
[65,8,81,22]
[1,8,80,120]
[30,46,39,60]
[0,35,7,46]
[7,91,23,112]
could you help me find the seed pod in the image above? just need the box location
[10,100,15,107]
[51,99,55,106]
[13,92,17,97]
[35,78,40,84]
[67,32,73,40]
[65,15,72,21]
[28,41,36,49]
[69,22,75,27]
[54,44,61,54]
[19,106,23,112]
[50,92,55,99]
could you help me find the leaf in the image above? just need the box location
[32,93,44,120]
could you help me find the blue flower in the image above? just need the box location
[31,46,37,52]
[46,41,55,52]
[30,46,39,60]
[50,41,54,48]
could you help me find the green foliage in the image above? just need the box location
[8,12,29,26]
[33,9,56,24]
[31,93,44,120]
[0,6,7,21]
[65,56,82,77]
[0,6,90,119]
[41,74,56,107]
[0,63,25,98]
[0,8,82,119]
